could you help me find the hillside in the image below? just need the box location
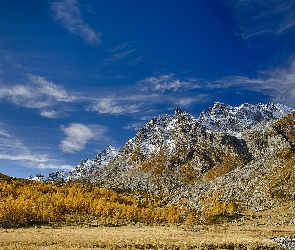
[1,172,294,249]
[31,102,295,213]
[75,102,294,212]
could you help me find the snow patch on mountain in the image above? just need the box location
[68,145,119,180]
[197,102,293,137]
[27,174,46,181]
[29,146,118,182]
[126,107,199,158]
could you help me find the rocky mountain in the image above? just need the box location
[67,145,118,181]
[70,102,293,211]
[197,102,293,137]
[29,145,118,182]
[28,173,46,181]
[33,102,295,211]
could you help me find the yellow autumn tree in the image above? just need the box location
[0,173,201,227]
[200,190,240,223]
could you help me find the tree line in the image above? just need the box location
[0,174,239,227]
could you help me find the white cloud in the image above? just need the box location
[0,124,73,170]
[89,97,139,115]
[124,122,145,131]
[0,154,47,164]
[209,59,295,107]
[176,97,204,106]
[51,0,102,45]
[40,110,59,119]
[224,0,295,40]
[60,123,108,153]
[28,74,73,102]
[139,74,200,93]
[37,163,73,170]
[0,74,75,118]
[0,152,74,170]
[84,78,205,117]
[11,85,33,98]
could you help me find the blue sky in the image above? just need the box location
[1,0,295,178]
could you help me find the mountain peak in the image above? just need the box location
[94,145,119,162]
[175,106,184,115]
[213,102,230,109]
[105,145,117,151]
[67,146,119,180]
[197,102,294,136]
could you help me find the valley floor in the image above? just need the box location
[0,224,294,249]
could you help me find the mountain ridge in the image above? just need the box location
[29,145,119,182]
[197,102,293,136]
[31,102,295,212]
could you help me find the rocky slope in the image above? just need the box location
[197,102,293,137]
[67,145,118,181]
[29,145,118,182]
[34,102,295,211]
[73,102,294,211]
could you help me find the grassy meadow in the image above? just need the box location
[1,223,293,249]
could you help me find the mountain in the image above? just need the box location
[28,173,46,181]
[67,145,119,181]
[74,102,293,210]
[197,102,293,137]
[33,102,295,211]
[29,145,118,182]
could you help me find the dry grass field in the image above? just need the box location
[0,223,294,250]
[0,177,294,250]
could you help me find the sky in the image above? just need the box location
[1,0,295,178]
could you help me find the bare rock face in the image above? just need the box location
[187,111,295,211]
[86,107,250,191]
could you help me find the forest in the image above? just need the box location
[0,173,239,227]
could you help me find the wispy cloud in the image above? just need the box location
[105,43,143,66]
[123,122,146,131]
[40,110,59,119]
[108,49,136,62]
[60,123,108,153]
[139,74,200,93]
[51,0,102,45]
[135,60,295,109]
[224,0,295,40]
[208,59,295,107]
[0,74,75,118]
[0,127,10,138]
[0,127,26,157]
[0,124,72,170]
[88,97,139,115]
[86,76,206,116]
[29,75,73,102]
[176,97,207,106]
